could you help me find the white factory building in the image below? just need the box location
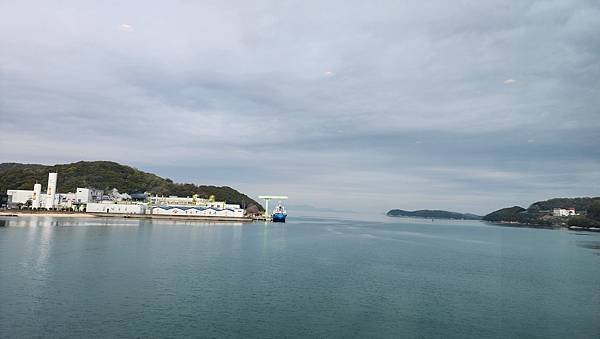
[151,206,245,218]
[6,190,39,206]
[150,195,232,209]
[32,183,42,208]
[5,171,247,218]
[86,202,146,214]
[45,172,57,209]
[76,188,104,203]
[6,172,60,209]
[5,172,104,210]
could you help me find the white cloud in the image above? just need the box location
[0,0,598,214]
[118,23,133,32]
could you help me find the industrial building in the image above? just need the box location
[5,190,38,206]
[5,172,100,210]
[32,183,42,208]
[5,171,247,218]
[149,195,239,209]
[151,206,244,218]
[86,202,146,214]
[76,188,104,203]
[45,172,57,209]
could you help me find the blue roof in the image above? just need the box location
[154,206,237,212]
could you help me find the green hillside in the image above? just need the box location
[483,197,600,227]
[0,161,263,211]
[481,206,531,223]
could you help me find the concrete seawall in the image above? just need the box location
[0,211,254,223]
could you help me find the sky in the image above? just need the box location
[1,0,599,215]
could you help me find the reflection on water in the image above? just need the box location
[0,216,599,338]
[576,240,600,251]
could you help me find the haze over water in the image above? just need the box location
[1,216,599,338]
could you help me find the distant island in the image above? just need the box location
[0,161,263,212]
[388,197,600,229]
[386,209,481,220]
[482,197,600,229]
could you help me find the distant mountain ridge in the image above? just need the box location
[482,197,600,227]
[0,161,263,211]
[386,209,481,220]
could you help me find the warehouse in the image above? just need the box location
[6,189,35,204]
[151,206,244,218]
[86,202,146,214]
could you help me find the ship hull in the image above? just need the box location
[272,213,287,223]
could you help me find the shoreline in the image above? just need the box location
[484,220,562,229]
[0,211,254,223]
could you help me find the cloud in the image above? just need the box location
[0,0,599,214]
[118,23,133,32]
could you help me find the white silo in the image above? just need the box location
[46,172,58,209]
[32,183,42,209]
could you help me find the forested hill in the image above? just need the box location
[0,161,263,211]
[386,209,481,220]
[482,197,600,227]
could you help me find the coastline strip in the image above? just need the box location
[0,211,253,223]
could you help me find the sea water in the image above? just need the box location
[1,216,599,338]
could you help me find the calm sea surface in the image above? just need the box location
[1,216,599,338]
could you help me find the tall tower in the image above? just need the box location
[32,183,42,209]
[45,172,57,209]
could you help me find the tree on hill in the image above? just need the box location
[482,206,526,222]
[528,197,600,213]
[484,197,600,227]
[567,216,600,228]
[586,201,600,220]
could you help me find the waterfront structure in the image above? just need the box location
[552,208,576,217]
[6,190,36,205]
[45,173,57,209]
[150,195,228,209]
[76,188,92,203]
[151,206,244,218]
[6,171,104,210]
[86,202,146,214]
[4,171,246,217]
[258,195,288,220]
[130,193,148,202]
[58,192,78,208]
[32,183,42,209]
[105,188,131,201]
[75,188,103,203]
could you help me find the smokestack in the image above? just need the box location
[45,173,57,209]
[32,183,42,209]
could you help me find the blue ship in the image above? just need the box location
[272,203,287,223]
